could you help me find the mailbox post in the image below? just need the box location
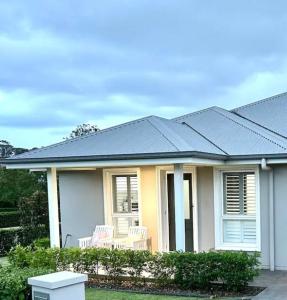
[28,271,88,300]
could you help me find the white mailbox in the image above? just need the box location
[28,271,88,300]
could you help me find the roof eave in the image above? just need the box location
[4,152,287,170]
[3,151,227,165]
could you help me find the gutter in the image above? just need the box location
[2,151,227,165]
[261,158,275,272]
[5,151,287,167]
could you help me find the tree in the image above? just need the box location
[0,140,13,158]
[0,168,46,208]
[67,123,99,139]
[0,140,45,208]
[0,140,28,158]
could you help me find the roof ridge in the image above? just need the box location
[212,107,287,151]
[232,92,287,112]
[12,115,154,159]
[146,117,180,151]
[173,106,218,121]
[233,110,287,140]
[154,116,226,155]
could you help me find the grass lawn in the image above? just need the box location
[85,288,234,300]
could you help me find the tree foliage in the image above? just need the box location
[0,169,46,208]
[0,140,13,158]
[67,123,99,139]
[0,140,28,158]
[0,140,45,208]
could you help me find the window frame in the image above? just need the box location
[112,175,139,215]
[103,168,142,236]
[214,167,261,251]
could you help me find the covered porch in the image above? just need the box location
[46,158,220,253]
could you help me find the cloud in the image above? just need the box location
[0,0,287,147]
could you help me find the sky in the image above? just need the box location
[1,0,287,148]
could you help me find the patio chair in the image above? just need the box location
[113,226,148,250]
[78,225,114,249]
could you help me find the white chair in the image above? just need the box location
[78,225,114,249]
[113,226,148,250]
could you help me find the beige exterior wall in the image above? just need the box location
[140,166,159,252]
[197,167,215,251]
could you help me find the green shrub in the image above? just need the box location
[217,251,260,291]
[7,245,33,269]
[99,248,128,280]
[8,246,260,291]
[0,228,21,256]
[0,266,52,300]
[17,191,49,248]
[149,252,177,287]
[33,237,50,249]
[18,191,48,230]
[0,226,48,257]
[0,208,18,212]
[20,225,49,247]
[125,249,152,281]
[173,251,220,289]
[0,211,21,228]
[0,201,18,209]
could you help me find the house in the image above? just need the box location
[4,92,287,271]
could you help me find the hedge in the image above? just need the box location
[0,211,20,228]
[0,266,52,300]
[33,237,50,249]
[9,246,260,291]
[0,208,18,212]
[0,226,49,256]
[0,228,21,256]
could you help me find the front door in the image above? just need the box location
[167,173,193,251]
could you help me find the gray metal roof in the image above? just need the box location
[8,116,225,162]
[233,92,287,138]
[6,92,287,164]
[174,106,287,156]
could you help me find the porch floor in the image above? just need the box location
[252,270,287,299]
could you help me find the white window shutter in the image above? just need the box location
[223,220,241,243]
[112,175,139,237]
[223,220,256,244]
[223,172,257,246]
[243,173,256,215]
[242,220,256,244]
[224,174,241,214]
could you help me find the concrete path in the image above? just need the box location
[252,270,287,299]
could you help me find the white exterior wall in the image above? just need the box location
[259,165,287,270]
[273,165,287,270]
[259,169,270,268]
[58,169,104,247]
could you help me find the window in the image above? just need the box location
[222,172,257,247]
[112,175,139,236]
[214,169,260,251]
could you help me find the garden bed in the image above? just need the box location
[8,246,262,299]
[87,276,264,299]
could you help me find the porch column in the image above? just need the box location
[174,163,185,251]
[47,167,60,248]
